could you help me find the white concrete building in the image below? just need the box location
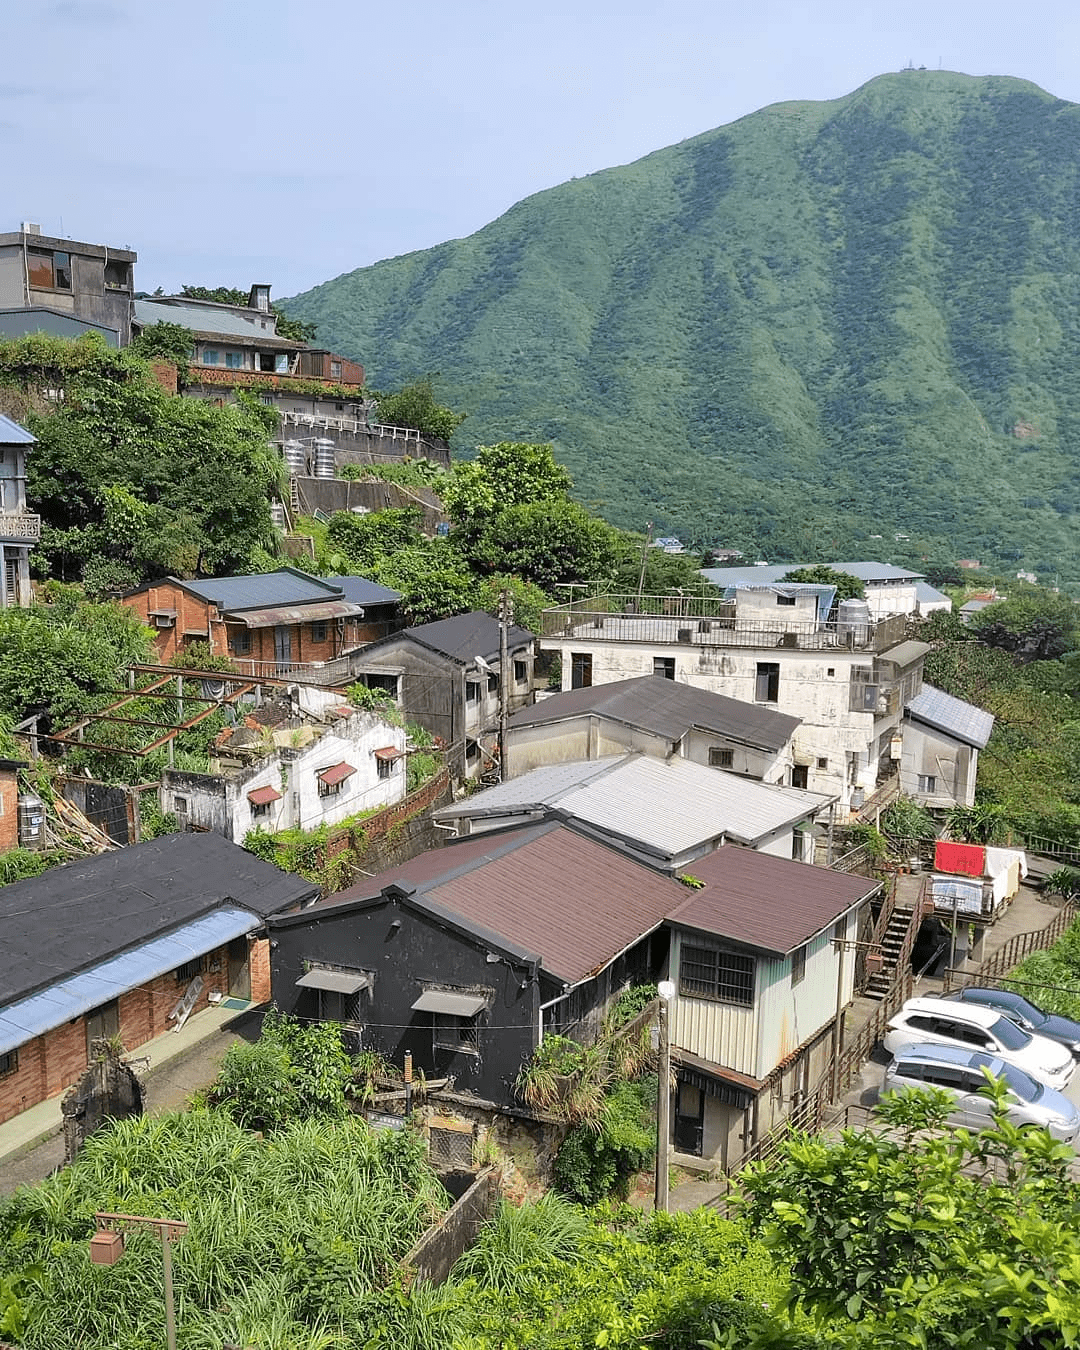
[700,560,932,621]
[0,415,38,607]
[539,587,928,816]
[901,685,994,809]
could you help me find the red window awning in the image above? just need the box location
[247,785,282,806]
[318,762,356,786]
[373,746,403,761]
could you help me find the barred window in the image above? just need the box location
[680,944,755,1006]
[708,747,734,769]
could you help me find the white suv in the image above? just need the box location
[884,996,1075,1090]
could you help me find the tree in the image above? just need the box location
[325,507,423,573]
[471,499,619,591]
[374,376,464,442]
[127,320,193,369]
[780,565,865,602]
[372,542,479,625]
[969,590,1079,663]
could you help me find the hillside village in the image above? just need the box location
[1,218,1080,1349]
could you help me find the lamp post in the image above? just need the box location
[90,1212,188,1350]
[830,940,884,1102]
[654,979,675,1213]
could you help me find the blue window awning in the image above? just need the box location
[0,905,261,1057]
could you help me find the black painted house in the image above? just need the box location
[267,821,683,1105]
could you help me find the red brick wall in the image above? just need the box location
[120,581,227,663]
[0,941,238,1127]
[0,765,19,853]
[250,937,271,1004]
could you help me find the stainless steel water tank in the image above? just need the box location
[283,439,307,477]
[17,792,46,851]
[314,437,336,479]
[836,597,871,646]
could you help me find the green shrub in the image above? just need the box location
[553,1078,656,1204]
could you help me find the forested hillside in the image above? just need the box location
[282,71,1080,586]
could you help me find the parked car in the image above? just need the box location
[883,996,1075,1089]
[945,987,1080,1059]
[882,1042,1080,1143]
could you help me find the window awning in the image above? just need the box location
[412,990,487,1017]
[296,967,371,994]
[230,600,364,628]
[318,762,356,786]
[373,746,403,761]
[247,785,282,806]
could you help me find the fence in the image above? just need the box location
[942,901,1078,992]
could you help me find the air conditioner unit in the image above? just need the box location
[152,612,176,628]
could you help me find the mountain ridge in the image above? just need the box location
[282,71,1080,584]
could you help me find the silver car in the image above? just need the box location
[882,1042,1080,1143]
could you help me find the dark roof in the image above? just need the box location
[0,833,317,1007]
[401,611,534,664]
[294,822,686,987]
[507,675,799,751]
[336,576,402,606]
[668,846,880,956]
[877,640,932,669]
[0,414,35,446]
[181,568,345,613]
[905,684,995,749]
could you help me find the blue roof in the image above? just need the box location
[0,414,35,445]
[0,906,259,1057]
[905,684,995,748]
[182,568,344,612]
[336,576,402,606]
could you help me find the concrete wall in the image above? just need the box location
[900,723,977,808]
[293,476,447,536]
[865,581,919,619]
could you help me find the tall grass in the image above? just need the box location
[450,1193,589,1294]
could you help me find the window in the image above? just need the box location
[570,652,592,689]
[429,1123,475,1169]
[465,739,479,763]
[173,795,188,815]
[377,756,393,780]
[776,593,797,606]
[679,944,755,1006]
[104,259,131,290]
[755,662,780,703]
[224,351,245,369]
[791,945,806,986]
[0,1049,17,1076]
[366,673,399,699]
[310,620,328,643]
[319,778,341,798]
[514,659,528,684]
[433,1013,480,1055]
[791,764,809,789]
[330,360,342,379]
[176,957,203,983]
[465,681,480,705]
[918,774,937,793]
[817,757,829,770]
[230,630,251,655]
[827,667,835,677]
[653,656,676,680]
[251,799,273,819]
[487,673,498,694]
[28,248,71,291]
[202,349,220,365]
[260,393,275,406]
[708,747,734,769]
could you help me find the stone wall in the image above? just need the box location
[402,1166,501,1286]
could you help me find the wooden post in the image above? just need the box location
[498,589,510,782]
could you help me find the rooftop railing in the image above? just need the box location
[539,594,906,653]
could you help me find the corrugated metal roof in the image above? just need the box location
[412,989,487,1016]
[0,832,317,1008]
[182,569,345,612]
[235,600,363,628]
[905,684,995,748]
[507,675,800,751]
[134,297,302,345]
[701,560,924,586]
[0,906,259,1057]
[336,576,403,606]
[915,581,952,606]
[318,762,356,786]
[400,611,534,664]
[0,414,35,445]
[877,640,932,668]
[668,847,879,955]
[435,754,831,853]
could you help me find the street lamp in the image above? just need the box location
[90,1212,188,1350]
[654,979,676,1213]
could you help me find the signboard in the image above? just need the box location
[366,1110,405,1132]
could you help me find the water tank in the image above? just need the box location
[836,597,871,646]
[17,792,46,851]
[283,439,307,477]
[314,437,336,479]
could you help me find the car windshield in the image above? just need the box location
[971,1053,1042,1102]
[991,1016,1032,1050]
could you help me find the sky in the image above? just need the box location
[5,0,1080,299]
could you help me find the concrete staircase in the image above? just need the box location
[866,903,917,999]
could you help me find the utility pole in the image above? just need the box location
[498,588,511,782]
[654,980,675,1212]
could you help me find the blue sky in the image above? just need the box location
[5,0,1078,298]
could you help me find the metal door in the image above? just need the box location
[227,936,251,1000]
[85,1000,119,1057]
[673,1079,704,1155]
[274,625,292,670]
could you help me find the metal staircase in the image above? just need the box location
[865,903,917,999]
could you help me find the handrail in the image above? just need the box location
[942,901,1078,992]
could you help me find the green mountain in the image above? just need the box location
[282,71,1080,585]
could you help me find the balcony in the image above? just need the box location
[0,512,41,543]
[540,594,906,653]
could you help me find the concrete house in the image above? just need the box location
[901,685,995,809]
[0,834,316,1128]
[349,611,536,780]
[700,560,928,621]
[268,821,878,1169]
[0,415,38,607]
[433,753,835,868]
[539,586,928,816]
[504,674,800,783]
[160,690,407,841]
[0,222,136,346]
[121,567,400,682]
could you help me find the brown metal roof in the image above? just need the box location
[667,846,879,956]
[232,600,363,628]
[247,785,282,806]
[318,762,355,786]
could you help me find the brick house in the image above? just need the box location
[0,757,22,853]
[120,567,401,683]
[0,833,315,1127]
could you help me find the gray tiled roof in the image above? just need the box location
[905,684,995,749]
[0,414,35,445]
[182,569,344,612]
[435,753,831,854]
[507,675,800,751]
